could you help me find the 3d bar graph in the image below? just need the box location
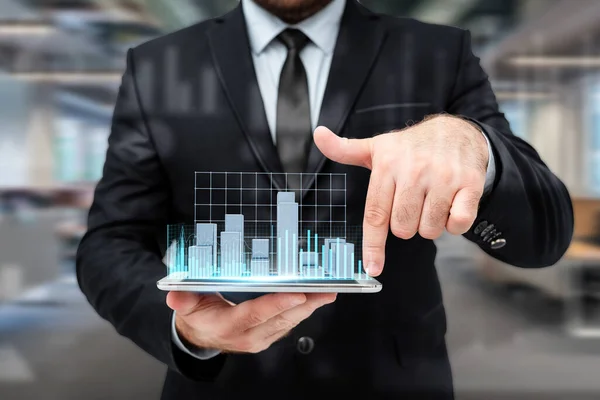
[276,192,298,276]
[164,172,374,281]
[221,231,242,277]
[195,223,217,271]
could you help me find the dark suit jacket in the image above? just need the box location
[76,1,574,399]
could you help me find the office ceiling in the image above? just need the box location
[361,0,520,52]
[482,0,600,83]
[0,0,523,76]
[2,0,598,112]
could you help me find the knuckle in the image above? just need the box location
[464,169,484,185]
[241,311,264,328]
[466,191,483,208]
[419,226,443,240]
[450,211,476,227]
[436,168,455,185]
[392,200,420,226]
[364,206,390,227]
[428,200,451,225]
[274,297,293,313]
[273,316,294,332]
[451,215,471,230]
[378,153,397,170]
[391,224,417,239]
[412,156,430,175]
[364,241,385,252]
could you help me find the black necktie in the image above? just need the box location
[276,29,312,190]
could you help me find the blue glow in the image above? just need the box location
[165,186,374,281]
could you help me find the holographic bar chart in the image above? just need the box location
[164,172,373,281]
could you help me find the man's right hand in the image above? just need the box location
[166,292,336,354]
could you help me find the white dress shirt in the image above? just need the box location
[172,0,496,360]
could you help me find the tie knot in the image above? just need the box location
[278,29,310,51]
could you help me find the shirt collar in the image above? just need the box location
[242,0,346,55]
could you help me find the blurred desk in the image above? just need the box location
[566,241,600,261]
[477,240,600,338]
[564,241,600,338]
[55,222,86,261]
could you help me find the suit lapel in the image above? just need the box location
[303,1,387,192]
[207,5,286,191]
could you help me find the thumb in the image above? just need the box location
[313,126,373,169]
[166,291,206,315]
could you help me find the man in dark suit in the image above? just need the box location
[76,0,574,399]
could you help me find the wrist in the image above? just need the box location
[428,114,488,170]
[175,313,203,350]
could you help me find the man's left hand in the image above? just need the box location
[313,115,489,277]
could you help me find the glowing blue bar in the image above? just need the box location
[277,198,298,276]
[344,244,348,279]
[252,239,269,259]
[344,243,355,279]
[299,248,304,276]
[221,232,241,277]
[322,245,326,278]
[336,238,341,278]
[307,230,311,256]
[189,245,212,278]
[329,248,333,279]
[178,240,184,274]
[250,259,270,276]
[277,237,282,275]
[293,233,297,276]
[314,233,318,254]
[196,223,217,272]
[323,238,345,275]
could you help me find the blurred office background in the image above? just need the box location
[1,0,600,398]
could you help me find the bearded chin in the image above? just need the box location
[253,0,335,24]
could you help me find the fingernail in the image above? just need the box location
[366,261,377,274]
[367,262,379,276]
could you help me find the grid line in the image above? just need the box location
[190,172,357,278]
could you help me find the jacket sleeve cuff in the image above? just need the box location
[171,312,222,360]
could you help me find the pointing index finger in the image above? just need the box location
[362,169,395,276]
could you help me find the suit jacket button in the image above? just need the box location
[483,230,497,242]
[474,221,488,235]
[480,224,495,238]
[491,238,506,249]
[297,336,315,355]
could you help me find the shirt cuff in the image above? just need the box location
[171,312,222,360]
[479,129,496,195]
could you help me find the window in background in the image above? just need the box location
[53,117,85,183]
[54,92,111,185]
[587,81,600,193]
[0,78,31,188]
[53,116,109,184]
[500,100,528,139]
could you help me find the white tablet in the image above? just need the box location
[157,274,382,293]
[161,172,382,295]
